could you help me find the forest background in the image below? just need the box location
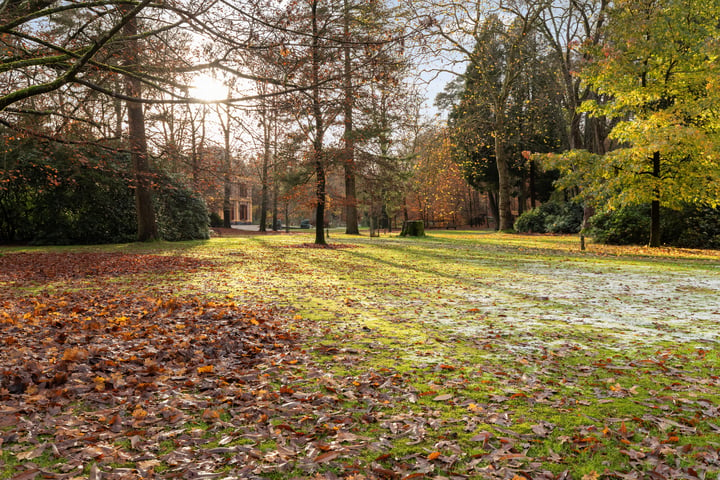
[1,0,719,248]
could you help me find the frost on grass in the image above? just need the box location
[454,261,720,346]
[356,254,719,352]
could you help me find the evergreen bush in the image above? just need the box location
[0,138,209,244]
[0,139,136,245]
[668,206,720,249]
[155,178,210,242]
[587,205,650,245]
[514,201,583,234]
[588,205,720,248]
[209,211,224,228]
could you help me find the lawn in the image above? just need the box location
[1,231,719,479]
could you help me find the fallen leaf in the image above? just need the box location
[315,450,340,463]
[16,444,45,460]
[470,431,493,443]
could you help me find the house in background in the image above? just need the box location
[215,179,253,224]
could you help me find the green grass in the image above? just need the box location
[2,231,719,478]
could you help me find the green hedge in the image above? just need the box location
[588,204,720,248]
[155,178,210,242]
[0,138,208,244]
[514,201,584,234]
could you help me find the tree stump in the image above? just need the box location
[400,220,425,237]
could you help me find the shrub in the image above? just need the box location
[0,137,209,245]
[155,179,210,242]
[588,205,720,248]
[514,201,583,234]
[0,139,136,245]
[587,205,649,245]
[670,206,720,249]
[514,209,546,233]
[209,211,223,228]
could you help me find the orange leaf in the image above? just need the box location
[201,408,222,421]
[132,407,148,419]
[427,451,441,461]
[62,347,88,362]
[467,403,484,413]
[197,365,214,374]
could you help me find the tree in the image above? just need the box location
[556,0,720,247]
[1,1,320,241]
[122,6,158,241]
[409,126,472,226]
[0,1,155,111]
[342,0,360,234]
[338,0,408,235]
[440,74,502,226]
[247,0,343,244]
[1,1,200,241]
[402,0,548,230]
[440,17,565,227]
[535,0,610,153]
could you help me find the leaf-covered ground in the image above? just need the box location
[1,233,719,479]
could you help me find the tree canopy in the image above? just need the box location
[548,0,720,246]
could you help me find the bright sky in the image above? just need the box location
[190,74,230,102]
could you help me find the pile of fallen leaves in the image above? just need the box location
[0,253,300,478]
[0,252,210,284]
[0,253,442,480]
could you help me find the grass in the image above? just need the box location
[2,230,719,478]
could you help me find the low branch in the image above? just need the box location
[0,0,153,111]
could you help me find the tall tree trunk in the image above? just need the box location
[649,151,661,247]
[343,0,359,235]
[314,156,327,244]
[259,104,270,232]
[272,100,279,231]
[529,160,537,209]
[495,132,513,231]
[222,102,232,229]
[487,190,500,230]
[312,0,326,245]
[272,174,279,231]
[569,111,584,151]
[123,13,157,242]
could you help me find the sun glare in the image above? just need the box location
[190,74,229,102]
